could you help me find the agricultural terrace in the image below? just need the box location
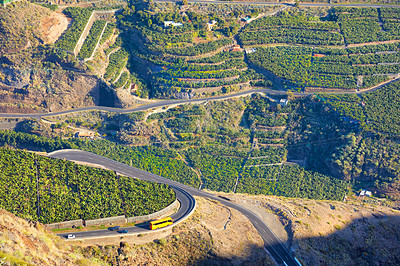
[0,93,349,201]
[317,79,400,135]
[111,3,278,98]
[54,4,400,97]
[0,148,176,224]
[243,7,400,91]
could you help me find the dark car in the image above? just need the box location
[108,226,120,231]
[117,229,128,234]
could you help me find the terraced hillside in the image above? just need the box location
[0,93,350,202]
[242,7,400,91]
[117,3,274,99]
[2,3,400,111]
[91,4,400,98]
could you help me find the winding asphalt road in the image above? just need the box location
[55,186,194,239]
[155,0,400,8]
[0,89,285,119]
[2,75,398,119]
[49,149,300,266]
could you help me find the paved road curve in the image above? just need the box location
[54,186,194,239]
[49,149,300,266]
[48,150,196,239]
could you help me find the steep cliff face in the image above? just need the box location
[0,69,100,113]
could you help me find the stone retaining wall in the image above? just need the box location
[74,11,95,56]
[85,215,126,227]
[46,199,178,229]
[126,199,179,223]
[47,219,84,230]
[73,9,119,56]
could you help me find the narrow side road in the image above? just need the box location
[0,76,397,119]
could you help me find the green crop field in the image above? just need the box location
[0,148,176,224]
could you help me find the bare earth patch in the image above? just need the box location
[41,11,70,44]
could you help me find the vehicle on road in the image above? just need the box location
[150,217,173,230]
[108,226,120,231]
[118,229,128,233]
[66,234,75,239]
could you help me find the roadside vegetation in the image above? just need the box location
[78,20,107,59]
[4,77,400,203]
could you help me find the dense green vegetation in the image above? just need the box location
[248,44,398,90]
[164,39,231,56]
[237,165,347,200]
[320,80,400,135]
[113,4,272,98]
[5,3,400,202]
[239,13,343,46]
[114,71,130,88]
[0,148,176,224]
[334,7,400,44]
[239,7,400,90]
[246,147,286,166]
[99,22,116,44]
[56,7,93,51]
[78,20,107,59]
[0,131,200,188]
[185,148,244,192]
[0,93,351,201]
[104,48,130,81]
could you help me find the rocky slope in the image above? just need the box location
[0,2,114,113]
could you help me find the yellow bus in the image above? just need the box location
[149,217,173,230]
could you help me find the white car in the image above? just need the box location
[67,234,76,239]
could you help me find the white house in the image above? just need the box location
[359,189,372,197]
[280,99,289,106]
[245,48,257,54]
[164,21,183,28]
[207,20,217,31]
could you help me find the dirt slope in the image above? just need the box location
[41,11,70,44]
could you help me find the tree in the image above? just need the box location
[295,0,299,8]
[287,91,294,100]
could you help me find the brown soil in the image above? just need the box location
[77,196,272,265]
[41,11,70,44]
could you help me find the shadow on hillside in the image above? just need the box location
[193,213,400,266]
[98,80,120,108]
[195,243,271,266]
